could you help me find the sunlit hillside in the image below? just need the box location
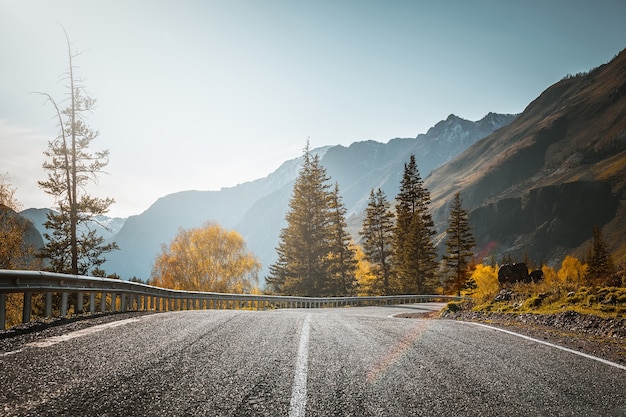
[426,48,626,266]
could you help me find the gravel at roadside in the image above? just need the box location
[438,309,626,365]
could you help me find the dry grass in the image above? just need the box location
[472,285,626,318]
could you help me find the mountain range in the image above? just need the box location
[99,111,516,281]
[17,47,626,283]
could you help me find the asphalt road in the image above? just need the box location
[1,304,625,416]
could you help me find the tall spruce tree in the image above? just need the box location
[392,154,437,294]
[267,143,332,296]
[585,226,615,285]
[326,183,358,295]
[360,188,395,295]
[442,192,476,295]
[37,29,118,275]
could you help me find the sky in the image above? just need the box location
[1,0,625,218]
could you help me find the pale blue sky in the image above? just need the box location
[1,0,625,217]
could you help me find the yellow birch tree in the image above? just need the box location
[151,223,260,293]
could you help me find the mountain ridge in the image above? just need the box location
[103,112,516,280]
[425,47,626,265]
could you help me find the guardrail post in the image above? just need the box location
[111,293,117,312]
[0,294,5,330]
[76,292,84,314]
[22,292,32,323]
[90,293,96,314]
[121,294,127,312]
[101,293,107,312]
[45,292,53,317]
[61,292,68,317]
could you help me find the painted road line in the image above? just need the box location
[465,321,626,371]
[25,318,141,348]
[289,314,312,417]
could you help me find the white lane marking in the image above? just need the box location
[465,321,626,371]
[25,318,141,348]
[289,314,312,417]
[0,349,24,357]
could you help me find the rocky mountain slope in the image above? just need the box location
[103,113,515,280]
[426,48,626,265]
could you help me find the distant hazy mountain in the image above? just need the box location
[20,208,126,243]
[426,48,626,266]
[103,113,516,281]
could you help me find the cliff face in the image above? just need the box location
[469,181,619,263]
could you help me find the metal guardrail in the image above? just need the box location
[0,270,463,330]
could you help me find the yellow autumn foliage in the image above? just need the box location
[151,223,260,293]
[353,244,382,296]
[557,255,588,290]
[471,264,499,302]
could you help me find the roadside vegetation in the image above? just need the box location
[448,252,626,318]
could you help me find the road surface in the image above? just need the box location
[1,304,624,416]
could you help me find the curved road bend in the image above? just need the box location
[1,304,624,416]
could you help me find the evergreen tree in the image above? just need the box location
[442,192,476,295]
[326,183,358,295]
[392,154,437,294]
[266,144,332,296]
[360,188,395,295]
[585,226,615,285]
[37,30,118,275]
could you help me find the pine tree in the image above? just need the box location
[266,143,332,296]
[360,188,395,295]
[442,192,476,295]
[326,183,358,296]
[37,29,118,275]
[585,226,615,285]
[392,154,437,294]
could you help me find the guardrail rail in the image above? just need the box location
[0,270,463,330]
